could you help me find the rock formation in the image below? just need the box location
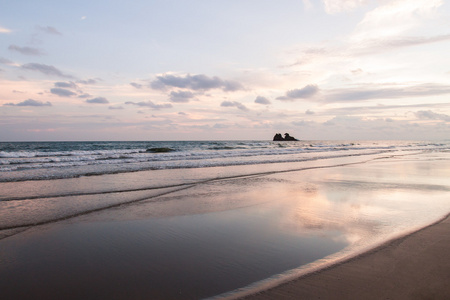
[273,133,299,141]
[273,133,284,141]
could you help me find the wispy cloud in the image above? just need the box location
[220,101,249,111]
[77,79,98,85]
[325,102,450,115]
[352,0,444,40]
[277,84,319,101]
[151,74,244,92]
[0,57,16,66]
[4,99,52,107]
[54,81,78,89]
[415,110,450,121]
[78,93,92,99]
[377,34,450,49]
[109,105,124,110]
[9,45,45,56]
[322,0,370,14]
[36,25,62,35]
[21,63,74,78]
[86,97,109,104]
[302,0,313,11]
[254,96,271,105]
[351,34,450,56]
[323,83,450,103]
[283,0,447,69]
[0,26,12,34]
[125,100,172,110]
[130,82,143,89]
[50,88,77,97]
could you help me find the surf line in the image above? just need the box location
[1,151,420,203]
[0,152,422,236]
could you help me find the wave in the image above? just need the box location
[0,140,449,182]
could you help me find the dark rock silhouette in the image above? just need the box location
[273,133,299,141]
[273,133,284,141]
[146,147,175,153]
[283,133,298,141]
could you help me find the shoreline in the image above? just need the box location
[234,212,450,300]
[2,151,450,299]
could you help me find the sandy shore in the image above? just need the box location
[2,153,450,299]
[242,213,450,300]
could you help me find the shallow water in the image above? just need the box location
[1,149,450,299]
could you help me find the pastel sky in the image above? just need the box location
[1,0,450,141]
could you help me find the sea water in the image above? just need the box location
[1,140,447,182]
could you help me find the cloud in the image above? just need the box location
[302,0,313,11]
[293,120,315,127]
[277,84,319,101]
[130,82,143,89]
[322,0,370,14]
[21,63,73,78]
[353,0,443,40]
[415,110,450,122]
[54,81,78,89]
[109,105,124,110]
[36,25,62,35]
[0,26,12,33]
[4,99,52,107]
[305,109,315,115]
[125,100,172,110]
[286,85,319,98]
[8,45,45,56]
[283,27,450,70]
[77,79,98,85]
[352,34,450,56]
[0,57,15,66]
[78,93,92,99]
[220,101,249,111]
[169,90,195,103]
[309,114,450,140]
[325,102,450,115]
[86,97,109,104]
[380,34,450,49]
[50,88,77,97]
[151,74,244,92]
[324,83,450,103]
[254,96,271,105]
[213,123,230,129]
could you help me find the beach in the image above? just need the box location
[1,141,450,299]
[240,213,450,300]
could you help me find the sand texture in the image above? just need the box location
[243,214,450,300]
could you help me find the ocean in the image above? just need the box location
[1,140,450,299]
[1,140,448,182]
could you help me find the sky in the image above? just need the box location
[1,0,450,141]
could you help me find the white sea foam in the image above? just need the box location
[0,140,448,181]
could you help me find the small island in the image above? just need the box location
[273,133,299,141]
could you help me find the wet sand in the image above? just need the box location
[241,213,450,300]
[1,152,450,299]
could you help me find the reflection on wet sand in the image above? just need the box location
[1,153,450,299]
